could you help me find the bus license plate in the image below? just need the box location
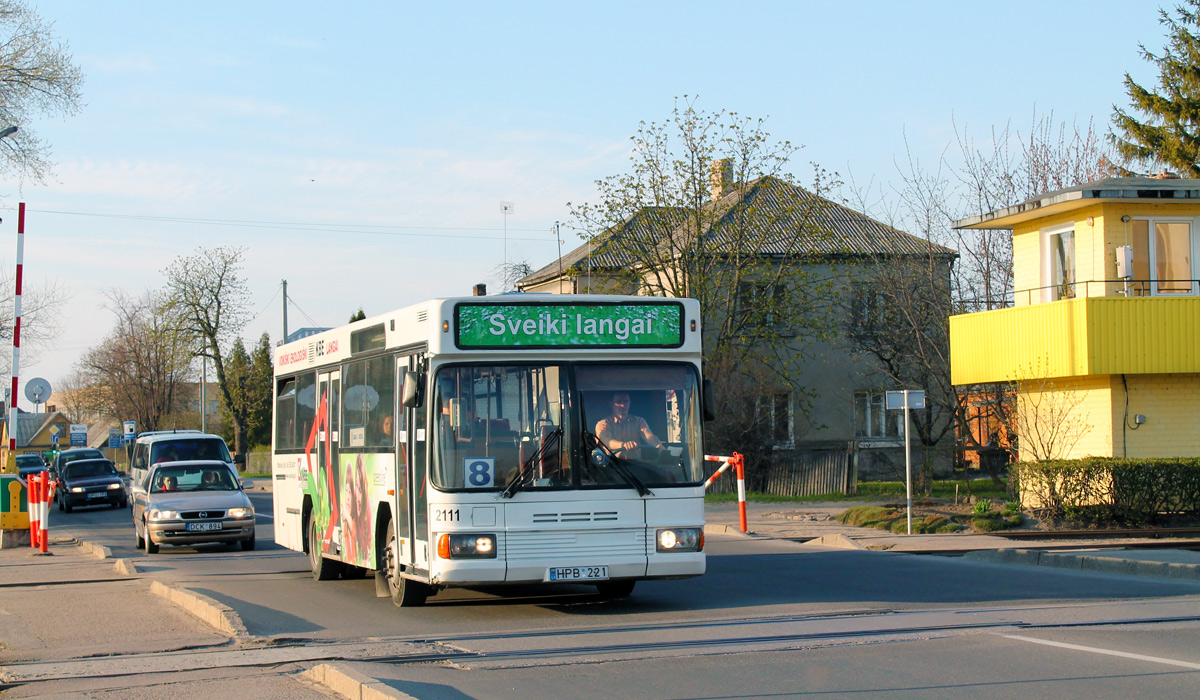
[547,565,608,582]
[186,522,222,532]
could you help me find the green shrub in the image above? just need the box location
[1003,500,1021,515]
[935,522,964,534]
[1004,513,1024,526]
[836,506,899,527]
[972,517,1004,532]
[1012,457,1200,524]
[971,501,993,517]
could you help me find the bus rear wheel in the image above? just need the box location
[384,524,428,607]
[307,515,342,581]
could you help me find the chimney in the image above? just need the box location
[710,158,733,200]
[473,283,487,296]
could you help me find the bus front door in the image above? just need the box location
[315,370,342,559]
[408,356,430,576]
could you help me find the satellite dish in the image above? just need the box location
[25,377,52,407]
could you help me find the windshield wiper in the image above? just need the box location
[501,427,562,499]
[582,430,653,497]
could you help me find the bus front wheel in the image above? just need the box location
[308,515,342,581]
[384,524,428,607]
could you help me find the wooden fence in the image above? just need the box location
[704,448,857,498]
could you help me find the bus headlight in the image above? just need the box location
[438,533,497,559]
[657,527,703,552]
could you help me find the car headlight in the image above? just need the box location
[437,533,497,559]
[656,527,703,553]
[148,509,180,521]
[108,483,123,490]
[227,507,254,519]
[71,486,84,493]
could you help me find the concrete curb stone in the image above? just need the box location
[77,539,112,559]
[303,663,418,700]
[149,580,253,641]
[963,548,1200,580]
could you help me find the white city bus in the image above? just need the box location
[272,295,711,606]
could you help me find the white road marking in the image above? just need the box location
[1002,634,1200,670]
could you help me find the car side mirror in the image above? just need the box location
[233,453,246,466]
[131,484,146,496]
[239,479,254,491]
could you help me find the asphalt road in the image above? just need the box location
[19,489,1200,699]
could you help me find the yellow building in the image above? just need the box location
[950,177,1200,461]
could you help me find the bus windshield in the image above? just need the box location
[430,362,703,491]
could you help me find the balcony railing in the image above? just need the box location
[1013,279,1200,306]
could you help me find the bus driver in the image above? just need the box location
[595,392,663,461]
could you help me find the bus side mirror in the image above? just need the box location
[402,371,424,408]
[703,379,716,422]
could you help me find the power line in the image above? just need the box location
[6,207,559,242]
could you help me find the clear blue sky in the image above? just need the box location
[2,0,1167,402]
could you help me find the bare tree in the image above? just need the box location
[75,289,194,431]
[0,267,66,373]
[569,98,840,461]
[163,246,252,455]
[0,1,84,182]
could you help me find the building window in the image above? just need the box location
[854,390,902,440]
[1044,226,1076,301]
[757,392,793,448]
[1131,219,1196,296]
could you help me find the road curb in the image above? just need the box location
[113,558,138,576]
[77,539,112,559]
[303,663,418,700]
[810,534,865,550]
[149,580,252,640]
[703,523,757,538]
[963,548,1200,580]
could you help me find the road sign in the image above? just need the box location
[69,423,87,447]
[108,428,121,449]
[123,421,136,445]
[885,390,926,410]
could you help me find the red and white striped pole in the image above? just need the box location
[37,471,48,553]
[28,472,40,549]
[8,203,23,465]
[704,452,748,533]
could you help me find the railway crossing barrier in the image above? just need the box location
[704,452,747,533]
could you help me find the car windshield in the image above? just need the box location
[150,438,231,464]
[430,362,704,492]
[65,461,117,479]
[60,451,102,466]
[16,455,41,466]
[151,465,237,493]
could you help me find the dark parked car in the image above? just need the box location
[16,453,46,478]
[49,448,108,502]
[58,458,127,512]
[131,460,256,553]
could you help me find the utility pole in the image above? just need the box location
[282,279,289,342]
[555,222,563,293]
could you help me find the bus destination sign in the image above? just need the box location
[456,302,684,349]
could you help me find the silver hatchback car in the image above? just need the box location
[131,460,256,553]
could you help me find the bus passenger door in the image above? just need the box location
[408,355,430,576]
[315,370,342,559]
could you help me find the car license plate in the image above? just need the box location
[186,522,222,532]
[86,492,105,499]
[547,565,608,582]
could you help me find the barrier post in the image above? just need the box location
[37,473,48,553]
[733,452,747,533]
[28,473,40,549]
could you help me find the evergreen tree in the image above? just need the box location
[1111,1,1200,176]
[349,308,366,322]
[218,333,273,454]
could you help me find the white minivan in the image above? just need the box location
[129,431,238,488]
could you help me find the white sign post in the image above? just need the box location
[886,390,926,535]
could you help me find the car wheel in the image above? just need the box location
[596,580,636,599]
[384,522,428,607]
[135,523,145,549]
[58,498,64,512]
[63,501,72,513]
[307,515,341,580]
[144,523,159,554]
[241,532,256,551]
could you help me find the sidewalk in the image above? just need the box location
[703,500,1200,581]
